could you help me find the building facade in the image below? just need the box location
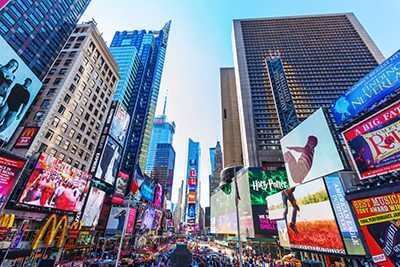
[232,13,385,168]
[110,21,171,177]
[0,0,91,80]
[152,143,176,201]
[11,21,119,171]
[209,141,223,194]
[220,68,243,167]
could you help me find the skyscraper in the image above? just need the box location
[232,13,384,168]
[110,21,171,177]
[152,143,176,201]
[0,0,91,80]
[10,21,120,171]
[209,141,223,194]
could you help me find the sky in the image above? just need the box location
[80,0,400,208]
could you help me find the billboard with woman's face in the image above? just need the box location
[18,153,91,212]
[82,187,106,227]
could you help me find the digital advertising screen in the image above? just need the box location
[109,103,130,146]
[188,203,196,218]
[352,192,400,266]
[154,183,163,207]
[140,178,155,203]
[112,171,129,204]
[18,153,91,212]
[252,205,277,236]
[126,208,137,234]
[106,207,128,236]
[13,127,39,148]
[343,102,400,180]
[152,210,163,230]
[188,191,196,203]
[0,149,26,210]
[0,36,42,142]
[280,108,344,187]
[267,178,345,254]
[277,219,290,248]
[332,49,400,126]
[0,1,11,10]
[82,187,106,227]
[141,207,155,230]
[95,136,122,185]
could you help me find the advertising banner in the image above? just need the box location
[267,178,346,254]
[281,108,344,187]
[343,102,400,179]
[188,191,196,203]
[0,149,26,209]
[13,127,39,148]
[109,103,130,146]
[188,203,196,218]
[154,183,163,207]
[111,171,128,204]
[210,189,237,234]
[82,187,106,227]
[140,178,155,202]
[352,193,400,266]
[95,136,122,185]
[332,50,400,126]
[252,205,278,236]
[126,208,137,234]
[324,174,365,255]
[277,219,290,248]
[106,207,128,236]
[141,207,155,230]
[152,210,163,230]
[244,168,289,205]
[18,153,90,212]
[0,36,42,142]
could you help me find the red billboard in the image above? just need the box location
[18,153,91,212]
[188,192,196,203]
[0,149,26,209]
[352,193,400,266]
[13,127,39,148]
[343,102,400,179]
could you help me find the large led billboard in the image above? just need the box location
[19,153,91,212]
[82,187,106,227]
[0,149,27,210]
[111,171,129,204]
[280,108,344,187]
[141,207,155,230]
[95,136,122,185]
[109,103,130,146]
[0,36,42,142]
[352,193,400,266]
[13,127,39,148]
[267,178,345,254]
[332,50,400,126]
[140,178,155,202]
[106,207,129,236]
[343,102,400,179]
[154,183,163,207]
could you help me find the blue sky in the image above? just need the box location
[80,0,399,207]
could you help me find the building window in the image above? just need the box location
[45,129,54,140]
[53,78,62,85]
[59,153,65,160]
[76,133,82,143]
[58,105,66,115]
[63,94,71,104]
[71,145,77,154]
[63,140,70,150]
[55,135,63,146]
[33,111,44,121]
[69,128,76,138]
[52,117,60,127]
[49,69,56,75]
[49,148,57,156]
[59,68,67,75]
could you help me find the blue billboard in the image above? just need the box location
[140,178,155,203]
[331,50,400,126]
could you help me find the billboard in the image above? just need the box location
[125,208,137,234]
[141,207,155,230]
[140,178,155,202]
[18,153,90,212]
[277,219,290,248]
[252,205,277,236]
[188,203,196,218]
[109,103,130,146]
[188,191,196,203]
[154,183,163,207]
[324,174,365,255]
[105,207,135,236]
[332,50,400,126]
[0,37,42,142]
[267,178,345,254]
[0,1,11,10]
[13,127,39,148]
[281,108,344,187]
[0,149,26,209]
[82,187,106,227]
[111,171,128,204]
[152,210,163,230]
[95,136,122,185]
[343,102,400,179]
[352,193,400,266]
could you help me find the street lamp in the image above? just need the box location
[220,165,243,267]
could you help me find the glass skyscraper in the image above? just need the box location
[110,21,171,176]
[152,143,176,201]
[0,0,91,80]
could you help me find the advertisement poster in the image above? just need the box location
[277,219,290,248]
[154,183,163,207]
[13,127,39,148]
[188,191,196,203]
[188,203,196,218]
[109,103,130,146]
[106,207,128,236]
[243,168,289,205]
[0,149,26,209]
[140,178,155,202]
[267,193,286,220]
[281,108,344,187]
[141,207,155,230]
[0,36,42,142]
[112,171,128,204]
[343,102,400,179]
[18,153,90,212]
[152,210,163,230]
[82,187,106,227]
[324,174,365,255]
[95,137,122,185]
[332,50,400,125]
[252,205,278,236]
[352,193,400,266]
[210,189,237,234]
[268,178,345,254]
[125,208,137,234]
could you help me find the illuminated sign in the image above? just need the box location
[32,214,69,250]
[14,127,39,148]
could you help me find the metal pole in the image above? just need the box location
[234,175,243,267]
[115,193,132,267]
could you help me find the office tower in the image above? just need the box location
[144,97,176,176]
[11,21,119,171]
[209,141,223,194]
[174,180,184,228]
[232,13,384,167]
[220,68,243,167]
[152,143,176,201]
[110,21,171,177]
[0,0,91,80]
[184,138,200,230]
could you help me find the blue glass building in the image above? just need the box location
[153,143,176,201]
[0,0,91,80]
[184,138,200,229]
[110,21,171,177]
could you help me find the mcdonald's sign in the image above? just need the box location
[14,127,39,148]
[0,214,14,238]
[32,214,69,250]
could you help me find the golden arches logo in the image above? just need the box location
[69,220,82,231]
[21,127,36,137]
[32,214,68,250]
[0,214,14,228]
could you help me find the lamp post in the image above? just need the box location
[220,165,243,267]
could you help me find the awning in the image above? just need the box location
[0,249,32,260]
